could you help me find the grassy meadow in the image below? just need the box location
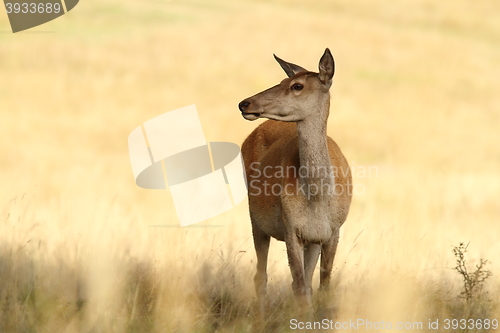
[1,0,500,331]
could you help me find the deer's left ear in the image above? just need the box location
[274,54,307,78]
[318,48,335,85]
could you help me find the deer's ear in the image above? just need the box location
[318,48,335,85]
[274,54,307,78]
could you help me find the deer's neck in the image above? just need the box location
[296,99,333,200]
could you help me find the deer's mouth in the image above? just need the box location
[241,112,261,121]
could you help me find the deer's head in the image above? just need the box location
[239,48,335,122]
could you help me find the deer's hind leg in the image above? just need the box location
[251,220,271,312]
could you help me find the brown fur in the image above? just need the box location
[239,49,352,308]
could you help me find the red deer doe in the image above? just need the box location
[239,49,352,310]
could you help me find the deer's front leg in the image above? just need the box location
[320,227,339,290]
[284,227,310,306]
[304,242,321,298]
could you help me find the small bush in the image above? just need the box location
[453,242,492,302]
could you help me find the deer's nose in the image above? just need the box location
[239,100,250,112]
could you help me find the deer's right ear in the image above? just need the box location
[274,54,307,78]
[318,48,335,85]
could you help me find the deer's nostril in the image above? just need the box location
[239,100,250,112]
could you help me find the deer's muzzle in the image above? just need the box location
[239,99,261,120]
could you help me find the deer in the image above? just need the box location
[238,49,352,310]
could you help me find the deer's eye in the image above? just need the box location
[291,83,303,91]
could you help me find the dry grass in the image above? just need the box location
[1,0,500,332]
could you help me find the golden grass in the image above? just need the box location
[1,0,500,331]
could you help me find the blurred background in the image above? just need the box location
[1,0,499,331]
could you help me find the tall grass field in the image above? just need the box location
[1,0,499,332]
